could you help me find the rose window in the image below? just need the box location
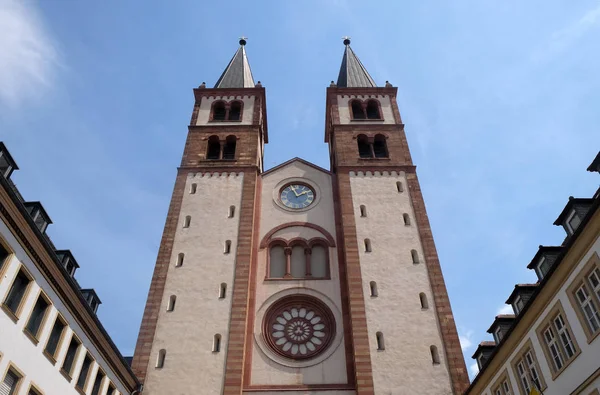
[264,295,335,360]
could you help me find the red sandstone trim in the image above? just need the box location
[244,383,354,391]
[259,222,336,249]
[406,174,469,394]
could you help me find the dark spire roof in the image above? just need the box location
[214,38,255,89]
[336,37,376,88]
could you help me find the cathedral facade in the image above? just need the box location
[132,38,469,395]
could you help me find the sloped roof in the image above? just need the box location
[262,157,331,177]
[214,39,255,89]
[336,39,376,88]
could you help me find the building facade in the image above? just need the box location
[132,38,469,395]
[469,153,600,395]
[0,143,140,394]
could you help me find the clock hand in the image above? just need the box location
[290,185,300,197]
[298,190,310,196]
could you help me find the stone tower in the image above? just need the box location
[132,38,469,395]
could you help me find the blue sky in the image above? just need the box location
[1,0,599,379]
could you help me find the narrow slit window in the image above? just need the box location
[167,295,176,312]
[3,268,32,317]
[107,384,116,395]
[357,134,371,158]
[213,334,221,352]
[156,349,166,368]
[219,283,227,299]
[403,213,411,226]
[373,134,388,158]
[224,240,232,254]
[25,293,50,340]
[44,316,67,361]
[430,345,440,364]
[228,101,242,121]
[90,369,105,395]
[411,249,419,264]
[176,253,184,267]
[228,206,235,218]
[75,353,93,391]
[366,100,381,119]
[61,335,81,377]
[222,135,236,160]
[360,205,367,217]
[396,181,404,193]
[376,332,385,350]
[364,239,372,253]
[370,281,378,297]
[212,101,226,121]
[419,293,428,309]
[351,100,365,119]
[183,216,191,228]
[190,183,197,194]
[0,242,9,272]
[206,135,221,159]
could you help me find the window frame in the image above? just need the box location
[491,369,514,395]
[75,352,94,394]
[60,333,82,381]
[513,295,524,315]
[510,339,546,395]
[536,257,552,279]
[565,209,581,234]
[23,289,52,344]
[0,236,13,283]
[1,363,25,395]
[567,252,600,343]
[89,367,106,395]
[43,313,68,365]
[27,381,44,395]
[1,265,34,322]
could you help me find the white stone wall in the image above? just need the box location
[196,95,255,125]
[250,160,349,386]
[0,221,127,395]
[143,172,244,395]
[480,234,600,395]
[349,171,453,395]
[337,95,395,124]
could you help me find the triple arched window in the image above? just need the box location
[206,135,237,160]
[357,134,388,159]
[350,99,382,120]
[210,100,243,121]
[268,239,329,279]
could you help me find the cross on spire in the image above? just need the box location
[342,36,351,45]
[239,36,248,45]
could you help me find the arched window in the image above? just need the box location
[411,249,419,264]
[224,240,232,254]
[212,101,227,121]
[176,253,184,267]
[396,181,404,193]
[360,205,367,217]
[229,101,242,121]
[156,349,166,368]
[373,134,388,158]
[351,100,365,119]
[364,238,372,253]
[183,215,191,228]
[310,244,327,278]
[403,213,411,226]
[222,135,236,160]
[213,334,221,352]
[167,295,176,312]
[366,100,381,119]
[207,135,221,159]
[376,332,385,350]
[430,345,440,364]
[290,246,305,278]
[357,134,371,158]
[420,293,428,309]
[269,245,286,278]
[219,283,227,299]
[228,205,235,218]
[190,183,197,194]
[370,281,378,297]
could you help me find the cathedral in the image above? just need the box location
[131,38,469,395]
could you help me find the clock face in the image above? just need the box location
[280,184,315,209]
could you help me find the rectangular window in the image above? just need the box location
[514,295,524,314]
[525,351,542,391]
[2,268,32,318]
[492,373,513,395]
[25,293,50,340]
[61,335,81,378]
[512,341,546,395]
[554,315,576,358]
[537,258,552,278]
[589,267,600,301]
[0,242,9,273]
[44,316,67,361]
[106,384,116,395]
[543,326,564,371]
[576,283,600,333]
[516,360,531,394]
[566,211,581,232]
[1,368,22,395]
[568,254,600,343]
[28,385,43,395]
[90,369,105,395]
[76,353,93,391]
[502,380,512,395]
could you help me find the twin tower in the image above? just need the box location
[131,38,469,395]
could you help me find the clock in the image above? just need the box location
[280,184,315,209]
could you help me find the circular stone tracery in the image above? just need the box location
[264,295,335,360]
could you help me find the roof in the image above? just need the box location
[553,197,594,225]
[505,283,538,304]
[471,341,496,359]
[587,151,600,173]
[336,38,376,88]
[526,245,562,269]
[487,315,515,333]
[262,157,331,177]
[214,39,255,89]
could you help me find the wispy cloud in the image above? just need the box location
[459,328,474,351]
[469,362,479,377]
[0,0,59,107]
[497,304,514,315]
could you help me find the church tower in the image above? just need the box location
[132,38,469,395]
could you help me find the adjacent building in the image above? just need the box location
[468,152,600,395]
[131,38,469,395]
[0,143,140,394]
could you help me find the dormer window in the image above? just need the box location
[80,289,101,314]
[536,257,552,279]
[24,202,52,233]
[210,100,244,122]
[514,295,525,315]
[494,327,504,343]
[476,354,486,370]
[0,142,18,179]
[566,210,581,234]
[56,250,79,278]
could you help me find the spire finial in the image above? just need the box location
[342,36,351,46]
[239,35,248,46]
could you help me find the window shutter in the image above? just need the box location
[0,371,17,395]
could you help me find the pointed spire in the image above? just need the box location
[214,37,255,89]
[336,37,376,88]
